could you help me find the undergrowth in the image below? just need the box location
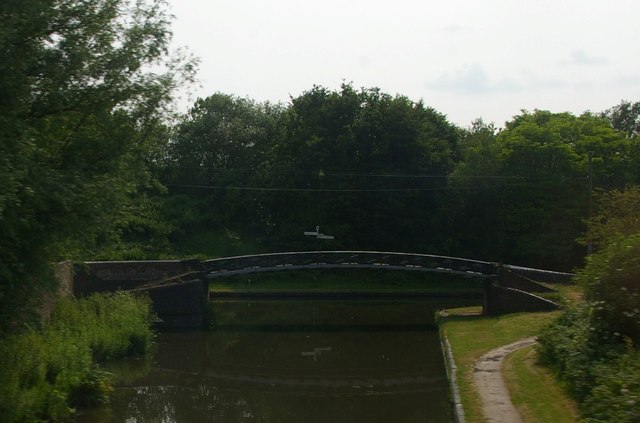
[0,292,154,422]
[538,304,640,422]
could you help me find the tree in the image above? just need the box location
[582,186,640,251]
[160,93,283,251]
[450,110,630,269]
[256,84,461,252]
[602,100,640,138]
[447,119,505,260]
[0,0,196,332]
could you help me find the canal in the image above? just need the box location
[78,297,477,422]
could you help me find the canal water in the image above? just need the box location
[78,298,475,422]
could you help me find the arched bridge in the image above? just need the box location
[201,251,572,283]
[69,251,573,328]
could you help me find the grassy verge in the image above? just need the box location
[0,292,154,422]
[503,346,580,423]
[439,307,569,423]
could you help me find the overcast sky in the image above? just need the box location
[166,0,640,127]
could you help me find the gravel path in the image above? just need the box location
[473,337,538,423]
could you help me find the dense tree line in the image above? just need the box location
[161,88,639,270]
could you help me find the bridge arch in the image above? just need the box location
[202,251,498,279]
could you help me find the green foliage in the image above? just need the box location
[538,198,640,422]
[160,93,282,250]
[450,110,631,269]
[159,94,640,271]
[576,234,640,344]
[537,304,619,400]
[538,304,640,422]
[0,0,196,332]
[0,292,153,422]
[255,84,461,252]
[583,186,640,250]
[602,100,640,138]
[582,348,640,423]
[159,84,463,254]
[49,292,154,361]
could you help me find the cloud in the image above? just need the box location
[439,24,464,33]
[565,49,608,66]
[428,64,522,95]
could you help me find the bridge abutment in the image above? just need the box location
[482,266,562,315]
[71,260,208,329]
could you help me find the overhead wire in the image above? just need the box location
[166,177,587,193]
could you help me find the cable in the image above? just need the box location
[165,179,585,193]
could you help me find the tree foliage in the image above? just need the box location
[450,110,630,268]
[583,186,640,250]
[576,234,640,344]
[0,0,195,332]
[602,100,640,138]
[255,84,461,251]
[160,90,640,271]
[160,93,283,250]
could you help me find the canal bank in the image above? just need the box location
[438,306,579,423]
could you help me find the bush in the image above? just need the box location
[0,292,154,422]
[583,348,640,423]
[576,234,640,345]
[538,304,640,421]
[49,292,154,361]
[538,304,619,400]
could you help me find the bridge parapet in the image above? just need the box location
[202,251,498,278]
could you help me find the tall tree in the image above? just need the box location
[602,100,640,138]
[257,84,461,252]
[0,0,195,332]
[582,186,640,251]
[451,110,631,269]
[161,93,282,250]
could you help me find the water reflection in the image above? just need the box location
[79,300,469,423]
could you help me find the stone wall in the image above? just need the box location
[38,261,75,324]
[131,278,209,329]
[485,284,559,315]
[499,269,556,293]
[73,259,201,296]
[69,260,207,329]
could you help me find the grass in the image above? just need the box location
[439,307,567,423]
[0,292,154,422]
[503,346,581,423]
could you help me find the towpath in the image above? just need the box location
[473,337,538,423]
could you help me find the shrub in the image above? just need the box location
[576,234,640,345]
[0,292,154,422]
[49,292,154,361]
[538,303,640,421]
[538,304,619,400]
[583,348,640,423]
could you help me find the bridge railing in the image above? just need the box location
[202,251,499,278]
[502,264,574,284]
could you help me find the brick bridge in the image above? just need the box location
[67,251,573,328]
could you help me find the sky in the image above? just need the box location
[166,0,640,127]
